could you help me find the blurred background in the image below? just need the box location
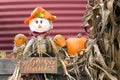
[0,0,87,50]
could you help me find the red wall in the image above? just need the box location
[0,0,87,50]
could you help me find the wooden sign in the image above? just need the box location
[20,57,57,74]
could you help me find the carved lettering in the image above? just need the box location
[20,57,57,73]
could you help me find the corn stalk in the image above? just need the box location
[81,0,120,79]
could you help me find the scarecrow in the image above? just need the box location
[13,7,57,59]
[11,7,59,80]
[12,6,78,80]
[23,7,56,58]
[11,7,86,80]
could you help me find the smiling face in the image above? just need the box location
[29,18,53,33]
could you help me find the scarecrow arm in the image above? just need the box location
[23,37,35,58]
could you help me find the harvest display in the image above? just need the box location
[7,0,120,80]
[7,7,87,80]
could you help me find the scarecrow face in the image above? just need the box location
[29,18,53,33]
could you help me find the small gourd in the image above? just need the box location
[14,34,27,45]
[53,34,66,47]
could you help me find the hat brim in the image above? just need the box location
[24,15,35,25]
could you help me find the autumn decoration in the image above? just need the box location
[14,34,27,45]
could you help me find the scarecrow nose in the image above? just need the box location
[38,25,42,28]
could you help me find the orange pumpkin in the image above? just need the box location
[53,34,66,47]
[66,37,87,57]
[14,34,27,45]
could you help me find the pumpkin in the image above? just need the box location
[14,34,27,45]
[53,34,66,47]
[66,37,87,57]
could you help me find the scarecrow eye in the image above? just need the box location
[40,20,43,23]
[35,20,38,24]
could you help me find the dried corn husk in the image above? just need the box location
[81,0,120,79]
[8,62,21,80]
[36,36,46,55]
[13,44,26,60]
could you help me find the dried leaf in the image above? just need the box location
[82,12,93,26]
[93,63,117,80]
[98,72,105,80]
[85,65,93,80]
[107,0,114,11]
[117,30,120,48]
